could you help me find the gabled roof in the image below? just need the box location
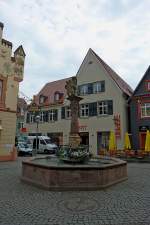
[14,45,26,57]
[17,98,27,109]
[35,77,72,105]
[131,65,150,97]
[85,48,133,96]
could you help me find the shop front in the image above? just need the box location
[139,126,150,149]
[97,132,110,154]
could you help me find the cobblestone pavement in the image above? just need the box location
[0,158,150,225]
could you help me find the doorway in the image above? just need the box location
[79,132,89,145]
[97,132,110,154]
[139,132,146,150]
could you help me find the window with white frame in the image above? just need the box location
[66,106,71,119]
[19,122,24,129]
[40,111,44,122]
[54,92,60,101]
[93,82,102,93]
[141,103,150,118]
[80,104,89,117]
[80,85,88,95]
[20,108,24,116]
[49,109,55,122]
[98,101,108,115]
[39,95,45,104]
[30,114,34,123]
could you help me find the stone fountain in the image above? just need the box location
[58,77,89,163]
[21,77,127,191]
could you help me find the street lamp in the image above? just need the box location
[33,115,40,156]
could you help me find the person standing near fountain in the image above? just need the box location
[65,77,83,149]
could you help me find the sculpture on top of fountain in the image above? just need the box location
[65,77,77,97]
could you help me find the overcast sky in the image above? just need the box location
[0,0,150,99]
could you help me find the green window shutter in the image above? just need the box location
[61,107,65,119]
[54,109,58,121]
[107,100,113,115]
[26,113,30,123]
[33,112,38,122]
[43,111,48,122]
[101,81,105,92]
[89,102,97,116]
[88,83,93,94]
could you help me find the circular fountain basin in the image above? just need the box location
[21,156,127,191]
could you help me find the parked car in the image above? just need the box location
[17,142,32,156]
[27,136,58,154]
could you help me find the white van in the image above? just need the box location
[27,136,57,154]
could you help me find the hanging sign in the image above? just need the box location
[114,114,121,138]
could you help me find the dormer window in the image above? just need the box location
[39,95,45,104]
[54,91,62,101]
[55,93,60,101]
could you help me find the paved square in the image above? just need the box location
[0,157,150,225]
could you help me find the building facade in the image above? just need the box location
[129,66,150,150]
[25,49,132,155]
[16,98,27,141]
[0,22,25,160]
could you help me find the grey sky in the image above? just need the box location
[0,0,150,98]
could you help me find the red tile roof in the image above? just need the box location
[35,77,71,105]
[91,49,133,96]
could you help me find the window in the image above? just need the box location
[30,114,34,123]
[147,82,150,91]
[39,95,45,104]
[20,122,24,129]
[141,103,150,118]
[54,92,60,101]
[20,108,24,116]
[48,109,58,122]
[80,104,89,117]
[98,100,113,116]
[93,81,105,93]
[49,110,55,122]
[79,85,88,95]
[40,111,44,122]
[66,106,71,119]
[98,101,108,115]
[0,80,3,100]
[93,82,102,93]
[40,140,46,145]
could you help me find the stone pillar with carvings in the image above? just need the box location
[65,77,82,148]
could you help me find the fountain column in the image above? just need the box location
[65,77,82,148]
